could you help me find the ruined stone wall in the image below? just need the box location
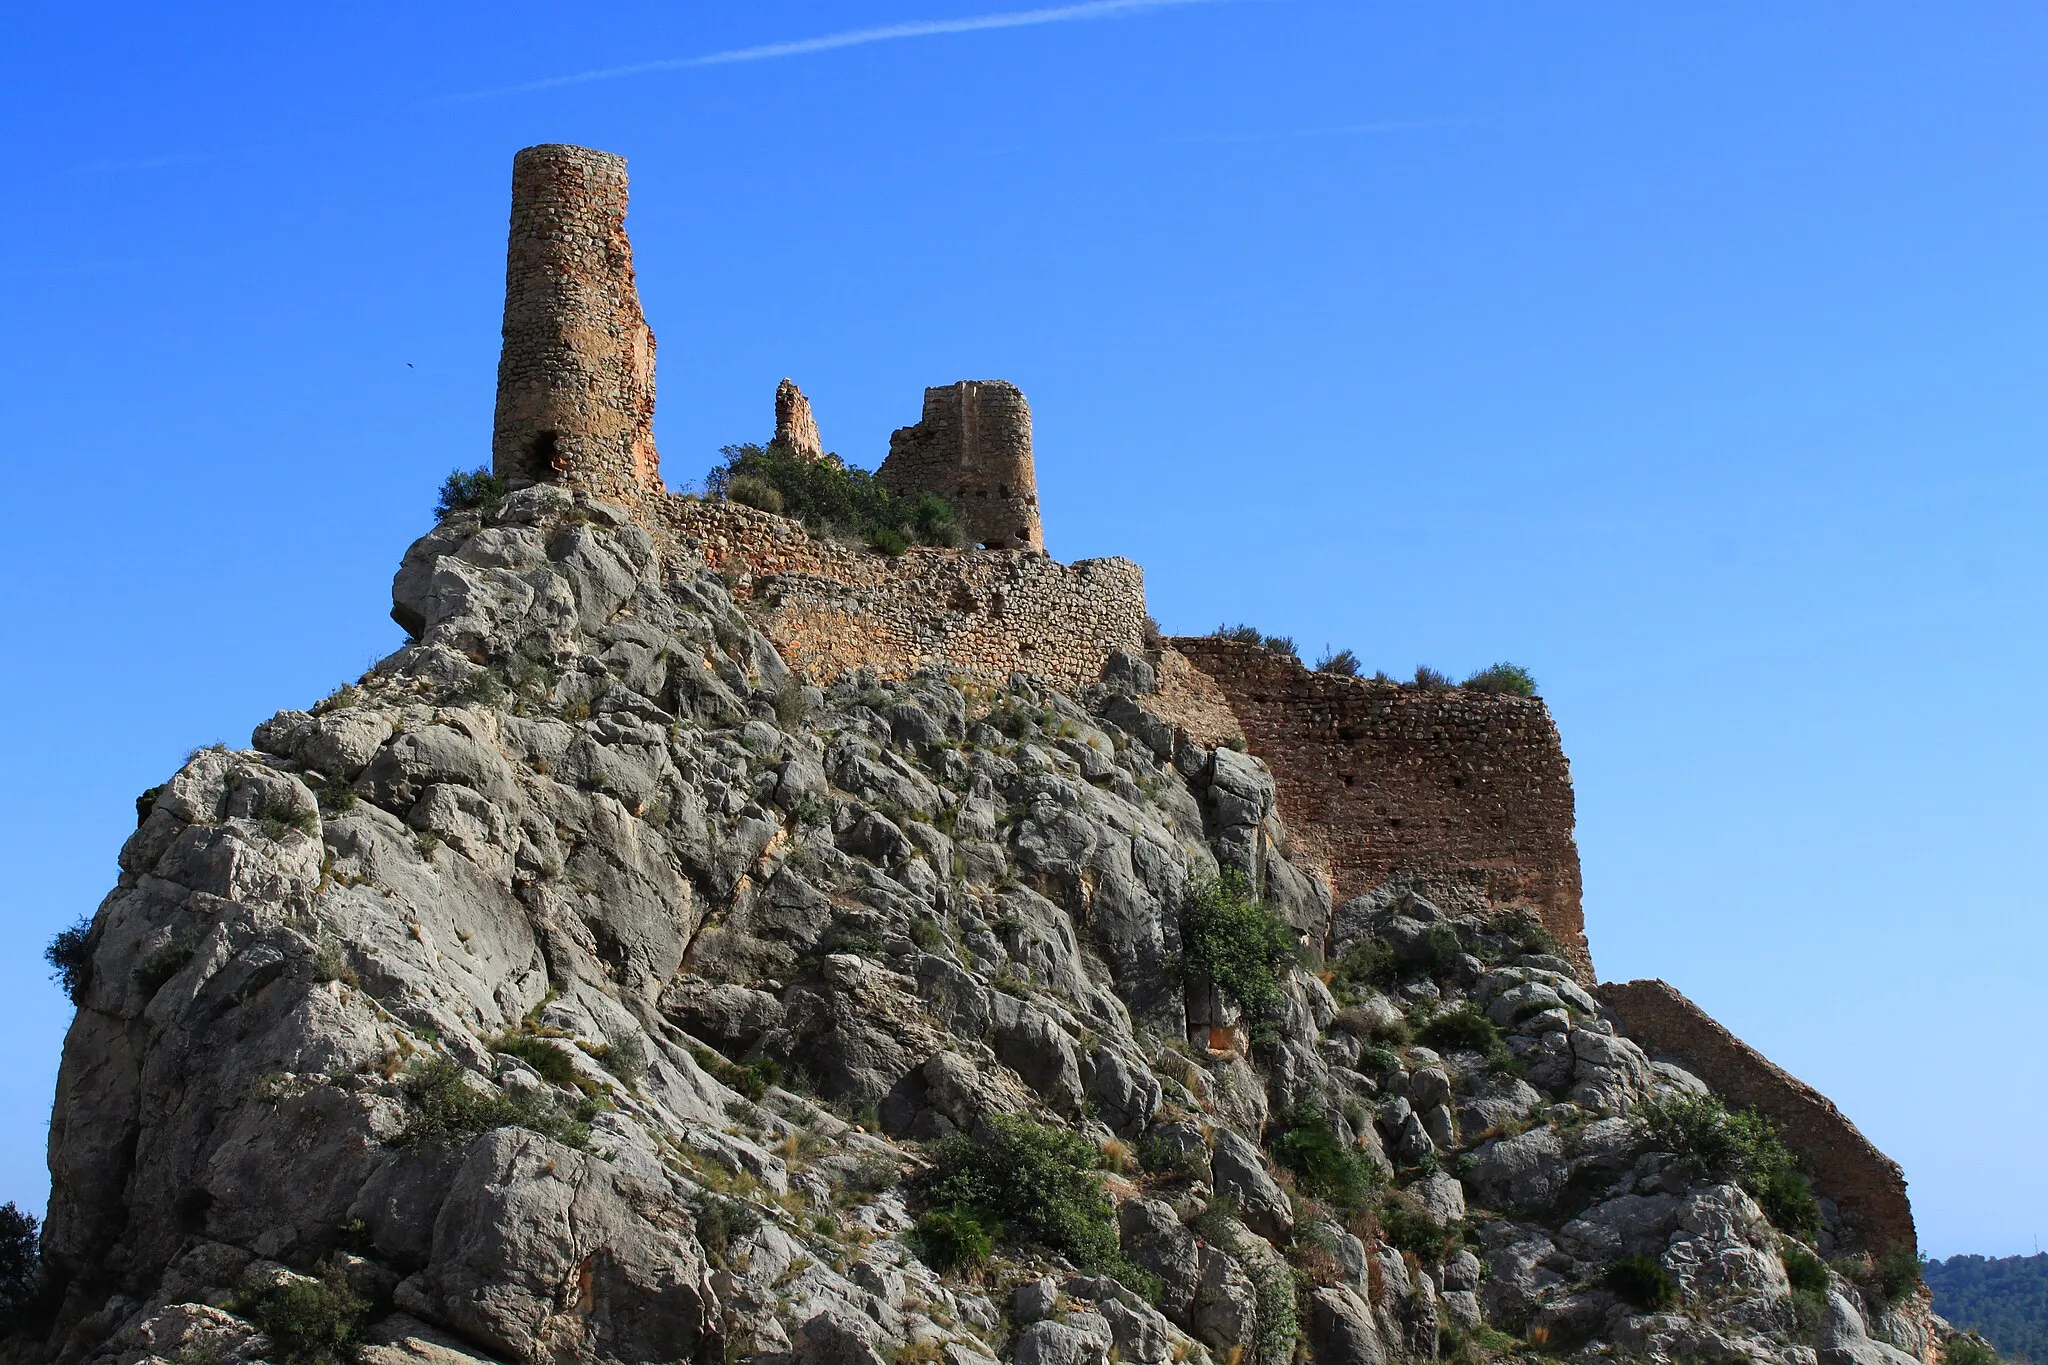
[879,381,1044,552]
[1599,979,1916,1255]
[659,498,1142,690]
[774,378,823,457]
[1169,638,1588,969]
[492,144,661,509]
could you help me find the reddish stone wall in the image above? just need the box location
[1169,638,1588,969]
[492,145,660,510]
[660,498,1143,690]
[880,381,1043,552]
[1600,979,1915,1255]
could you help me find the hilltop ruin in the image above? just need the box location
[470,145,1916,1261]
[10,143,1936,1365]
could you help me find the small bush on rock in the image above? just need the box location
[488,1033,582,1090]
[1376,1189,1464,1261]
[1273,1104,1382,1208]
[245,1269,365,1365]
[1412,665,1451,689]
[1945,1334,2002,1365]
[398,1056,590,1151]
[1461,662,1537,697]
[908,1206,995,1274]
[1313,647,1361,676]
[1419,1005,1505,1059]
[916,1115,1153,1292]
[1178,871,1298,1029]
[45,918,93,1006]
[238,1265,367,1365]
[1634,1094,1818,1237]
[1605,1254,1678,1310]
[1783,1244,1830,1295]
[1868,1241,1925,1307]
[434,467,507,520]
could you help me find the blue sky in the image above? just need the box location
[1,1,2043,1256]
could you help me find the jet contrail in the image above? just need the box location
[442,0,1244,102]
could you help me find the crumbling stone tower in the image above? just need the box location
[879,381,1044,552]
[491,144,661,506]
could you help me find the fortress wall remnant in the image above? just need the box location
[664,498,1142,690]
[774,379,824,457]
[1170,637,1589,972]
[493,144,661,508]
[880,381,1044,552]
[1599,978,1916,1256]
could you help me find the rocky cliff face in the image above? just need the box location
[15,486,1946,1365]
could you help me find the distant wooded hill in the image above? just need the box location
[1926,1254,2048,1361]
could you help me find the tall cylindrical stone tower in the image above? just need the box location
[491,144,661,506]
[878,380,1043,551]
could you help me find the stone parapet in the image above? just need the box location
[1169,638,1588,971]
[492,144,660,508]
[659,498,1142,690]
[1600,978,1916,1255]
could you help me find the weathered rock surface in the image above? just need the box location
[7,487,1952,1365]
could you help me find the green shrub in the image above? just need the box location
[1376,1190,1463,1261]
[1633,1094,1819,1237]
[434,467,507,520]
[689,1192,762,1269]
[916,1115,1146,1287]
[704,442,961,551]
[1138,1134,1210,1183]
[238,1265,367,1365]
[1783,1244,1830,1295]
[1945,1334,2002,1365]
[726,475,785,514]
[1495,907,1563,960]
[397,1056,590,1151]
[45,918,93,1005]
[1461,662,1537,697]
[1178,871,1298,1026]
[1313,648,1361,676]
[1870,1241,1925,1307]
[591,1035,648,1085]
[1211,624,1297,657]
[1419,1005,1504,1058]
[908,1206,996,1274]
[689,1045,782,1100]
[1412,665,1451,689]
[1273,1105,1381,1208]
[907,918,948,952]
[1605,1254,1678,1309]
[487,1033,581,1090]
[906,492,963,548]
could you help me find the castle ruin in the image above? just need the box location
[476,145,1917,1254]
[879,381,1044,552]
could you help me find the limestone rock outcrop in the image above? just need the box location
[11,485,1948,1365]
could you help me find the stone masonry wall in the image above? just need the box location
[880,381,1044,552]
[659,498,1143,690]
[492,144,661,510]
[1170,637,1589,970]
[1600,979,1916,1255]
[774,378,823,457]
